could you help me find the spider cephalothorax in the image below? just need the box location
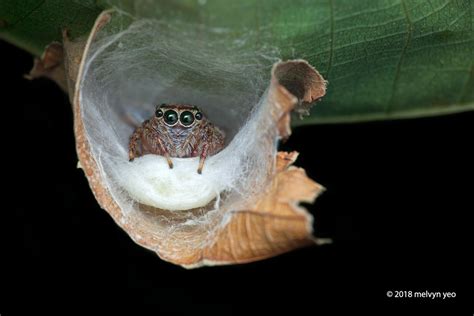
[129,104,225,174]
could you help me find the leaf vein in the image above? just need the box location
[325,0,335,78]
[386,0,414,114]
[9,0,46,28]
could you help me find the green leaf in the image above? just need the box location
[1,0,473,123]
[0,0,102,56]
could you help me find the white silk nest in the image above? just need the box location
[79,13,282,217]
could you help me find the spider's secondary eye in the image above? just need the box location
[163,110,178,125]
[195,112,203,120]
[155,109,163,117]
[180,111,195,126]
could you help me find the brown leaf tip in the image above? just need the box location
[25,42,68,92]
[271,60,327,139]
[273,59,327,117]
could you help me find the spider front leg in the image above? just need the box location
[156,136,174,169]
[129,126,143,161]
[197,143,209,174]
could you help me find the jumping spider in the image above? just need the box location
[129,104,225,174]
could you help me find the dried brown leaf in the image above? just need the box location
[25,42,68,91]
[70,11,328,268]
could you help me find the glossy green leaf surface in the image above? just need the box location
[1,0,473,123]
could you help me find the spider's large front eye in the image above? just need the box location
[180,111,195,126]
[163,110,178,125]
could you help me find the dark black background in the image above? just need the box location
[1,39,473,314]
